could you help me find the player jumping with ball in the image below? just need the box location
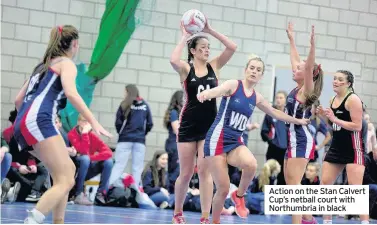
[170,10,237,224]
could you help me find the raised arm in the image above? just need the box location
[205,22,237,72]
[303,25,316,94]
[256,92,309,125]
[286,22,301,71]
[325,95,363,131]
[169,23,192,81]
[197,79,238,103]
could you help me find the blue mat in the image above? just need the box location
[1,202,375,224]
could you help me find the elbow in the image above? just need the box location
[169,57,180,67]
[65,91,76,100]
[15,98,22,110]
[65,92,80,106]
[355,124,362,132]
[229,43,238,52]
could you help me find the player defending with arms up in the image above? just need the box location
[285,23,323,224]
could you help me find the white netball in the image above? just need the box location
[181,9,207,34]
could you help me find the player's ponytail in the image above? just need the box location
[303,63,323,110]
[41,25,79,79]
[43,26,62,74]
[258,159,280,192]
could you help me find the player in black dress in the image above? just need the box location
[169,20,237,224]
[318,70,369,224]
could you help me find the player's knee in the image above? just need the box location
[66,176,76,191]
[197,164,210,178]
[320,177,333,185]
[179,168,194,182]
[285,171,301,185]
[55,173,75,192]
[65,162,77,190]
[70,161,76,175]
[216,184,229,199]
[250,162,258,172]
[243,159,257,172]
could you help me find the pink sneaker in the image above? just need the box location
[230,191,248,219]
[200,217,210,224]
[172,212,186,224]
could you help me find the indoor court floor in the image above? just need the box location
[1,202,376,224]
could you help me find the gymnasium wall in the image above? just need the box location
[1,0,377,171]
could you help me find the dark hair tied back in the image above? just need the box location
[336,70,355,93]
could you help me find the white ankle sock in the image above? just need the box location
[323,219,332,224]
[361,220,369,224]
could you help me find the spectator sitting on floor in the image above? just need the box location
[242,159,280,215]
[3,110,48,203]
[68,114,113,205]
[6,134,48,202]
[55,114,70,147]
[55,115,77,157]
[301,163,321,223]
[141,150,170,209]
[301,162,320,185]
[1,136,12,203]
[163,90,183,194]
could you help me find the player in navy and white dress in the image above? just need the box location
[169,19,237,224]
[285,88,316,159]
[13,25,111,224]
[285,23,324,224]
[317,70,369,224]
[197,57,309,224]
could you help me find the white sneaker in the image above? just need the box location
[24,209,45,224]
[24,216,39,224]
[7,182,21,203]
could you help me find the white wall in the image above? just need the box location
[2,0,377,171]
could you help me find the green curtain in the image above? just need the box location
[86,0,139,79]
[59,0,140,132]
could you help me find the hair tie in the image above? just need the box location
[315,64,321,75]
[57,25,63,34]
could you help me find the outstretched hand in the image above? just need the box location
[197,91,209,103]
[310,25,315,46]
[91,121,113,139]
[286,22,294,40]
[297,118,310,126]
